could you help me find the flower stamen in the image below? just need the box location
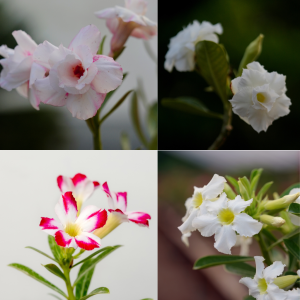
[257,93,266,103]
[218,208,235,225]
[73,64,84,79]
[257,278,268,294]
[65,222,81,237]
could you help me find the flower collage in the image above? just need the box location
[0,1,300,300]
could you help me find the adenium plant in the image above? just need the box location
[9,173,152,300]
[178,169,300,300]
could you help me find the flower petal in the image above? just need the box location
[254,256,265,279]
[55,192,78,225]
[127,211,151,227]
[266,283,287,300]
[178,209,198,235]
[0,45,14,58]
[93,181,100,188]
[232,213,262,237]
[33,41,58,69]
[202,174,226,201]
[16,82,28,98]
[102,182,116,210]
[76,206,107,232]
[214,225,237,254]
[55,230,74,248]
[12,30,37,54]
[192,214,221,237]
[39,217,61,235]
[239,277,260,299]
[57,175,74,193]
[263,261,285,282]
[116,192,127,212]
[205,192,228,215]
[75,232,101,250]
[72,173,87,185]
[227,195,253,214]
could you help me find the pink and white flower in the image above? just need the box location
[57,173,100,213]
[0,30,40,109]
[40,191,107,250]
[32,25,123,120]
[94,181,151,238]
[95,0,157,55]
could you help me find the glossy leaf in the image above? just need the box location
[79,287,110,300]
[225,262,256,277]
[43,264,66,282]
[257,182,273,201]
[147,102,158,138]
[280,183,300,197]
[74,245,122,286]
[120,132,131,150]
[195,40,229,103]
[288,203,300,216]
[26,246,56,262]
[76,260,95,299]
[161,97,223,119]
[284,234,300,261]
[237,34,264,76]
[8,263,67,298]
[194,255,254,270]
[48,236,63,263]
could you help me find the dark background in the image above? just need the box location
[158,0,300,150]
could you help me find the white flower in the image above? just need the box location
[229,61,291,133]
[234,235,252,256]
[193,194,262,254]
[164,20,223,72]
[288,188,300,226]
[178,174,226,241]
[287,289,300,300]
[239,256,287,300]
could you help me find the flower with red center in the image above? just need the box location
[57,173,100,213]
[40,191,107,250]
[31,25,123,120]
[93,182,151,239]
[95,0,157,56]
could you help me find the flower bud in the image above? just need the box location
[224,183,236,200]
[264,192,300,210]
[260,215,285,228]
[273,275,299,289]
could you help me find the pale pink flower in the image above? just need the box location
[95,0,157,55]
[32,25,123,120]
[40,191,107,250]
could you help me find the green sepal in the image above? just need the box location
[288,203,300,216]
[43,264,66,282]
[224,262,256,277]
[79,287,110,300]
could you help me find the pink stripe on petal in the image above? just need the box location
[55,230,72,247]
[62,191,78,214]
[57,175,63,191]
[108,208,125,214]
[39,217,60,230]
[102,182,113,198]
[75,234,100,250]
[72,173,87,186]
[116,192,127,211]
[127,211,151,227]
[93,181,100,188]
[86,209,107,230]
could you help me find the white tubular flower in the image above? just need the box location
[288,188,300,226]
[178,174,226,241]
[234,235,252,256]
[287,289,300,300]
[229,61,291,133]
[239,256,287,300]
[164,20,223,72]
[193,194,262,254]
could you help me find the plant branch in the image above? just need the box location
[257,232,272,266]
[62,266,76,300]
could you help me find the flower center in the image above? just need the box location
[73,64,84,79]
[192,192,203,208]
[65,222,81,237]
[257,93,266,103]
[257,278,268,294]
[218,208,235,225]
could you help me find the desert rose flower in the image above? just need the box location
[230,61,291,133]
[164,20,223,72]
[0,30,41,109]
[93,182,151,239]
[32,25,123,120]
[40,191,107,250]
[57,173,100,213]
[193,194,262,254]
[94,0,157,56]
[287,289,300,300]
[288,188,300,226]
[234,236,252,256]
[178,174,226,239]
[239,256,289,300]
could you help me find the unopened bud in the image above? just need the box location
[260,215,285,228]
[264,192,300,210]
[273,275,299,289]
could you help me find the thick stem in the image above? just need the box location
[257,232,272,266]
[63,266,76,300]
[208,102,232,150]
[93,126,102,150]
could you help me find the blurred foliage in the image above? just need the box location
[158,0,300,150]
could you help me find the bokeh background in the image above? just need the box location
[158,0,300,150]
[158,150,300,300]
[0,0,157,149]
[0,151,157,300]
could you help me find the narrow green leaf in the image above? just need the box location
[193,255,254,270]
[131,91,148,147]
[48,236,63,263]
[224,183,236,200]
[288,203,300,216]
[226,176,239,193]
[97,35,106,55]
[161,97,223,119]
[100,90,133,125]
[49,293,63,300]
[257,182,273,201]
[225,262,256,277]
[8,263,67,298]
[113,46,125,60]
[244,296,255,300]
[120,132,131,150]
[147,102,158,138]
[261,228,285,251]
[250,169,258,182]
[267,228,300,250]
[250,169,263,193]
[74,245,122,286]
[280,183,300,198]
[284,235,300,261]
[79,287,110,300]
[26,246,56,262]
[240,177,251,195]
[237,34,264,76]
[195,40,229,103]
[288,253,297,272]
[238,180,250,200]
[76,260,95,299]
[43,264,66,282]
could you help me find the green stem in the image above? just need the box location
[63,266,76,300]
[208,101,232,150]
[257,232,272,266]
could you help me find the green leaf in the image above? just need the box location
[288,253,297,272]
[195,40,229,103]
[76,260,95,299]
[113,46,125,60]
[161,97,223,119]
[284,234,300,261]
[100,90,133,125]
[224,183,236,200]
[97,35,106,55]
[49,293,63,300]
[26,246,56,262]
[226,176,240,194]
[257,182,273,201]
[237,34,264,76]
[8,263,67,298]
[74,245,122,286]
[48,236,63,263]
[288,203,300,216]
[43,264,66,282]
[244,296,255,300]
[250,169,263,193]
[238,180,250,200]
[239,177,251,196]
[120,132,131,150]
[79,287,110,300]
[193,255,254,270]
[280,183,300,198]
[147,102,158,138]
[131,91,148,148]
[225,262,256,277]
[267,228,300,250]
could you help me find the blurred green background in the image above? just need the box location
[158,0,300,150]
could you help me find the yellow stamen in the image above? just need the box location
[257,93,265,103]
[65,222,81,237]
[218,209,235,225]
[192,193,203,208]
[257,278,268,294]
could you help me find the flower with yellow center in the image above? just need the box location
[193,193,262,254]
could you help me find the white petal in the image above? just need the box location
[0,45,14,58]
[231,77,241,94]
[263,261,285,282]
[182,197,193,222]
[247,61,267,73]
[49,45,72,67]
[16,82,28,98]
[247,108,273,133]
[33,41,58,69]
[74,45,93,69]
[201,174,226,201]
[232,213,262,237]
[205,192,228,215]
[254,256,265,279]
[265,72,286,96]
[178,209,198,235]
[12,30,37,54]
[181,232,191,247]
[289,213,300,226]
[239,277,260,299]
[229,87,253,119]
[240,68,268,89]
[29,62,47,87]
[192,214,221,237]
[267,94,291,120]
[214,225,237,254]
[266,283,287,300]
[73,178,94,203]
[227,195,253,214]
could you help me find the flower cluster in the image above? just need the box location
[40,173,151,251]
